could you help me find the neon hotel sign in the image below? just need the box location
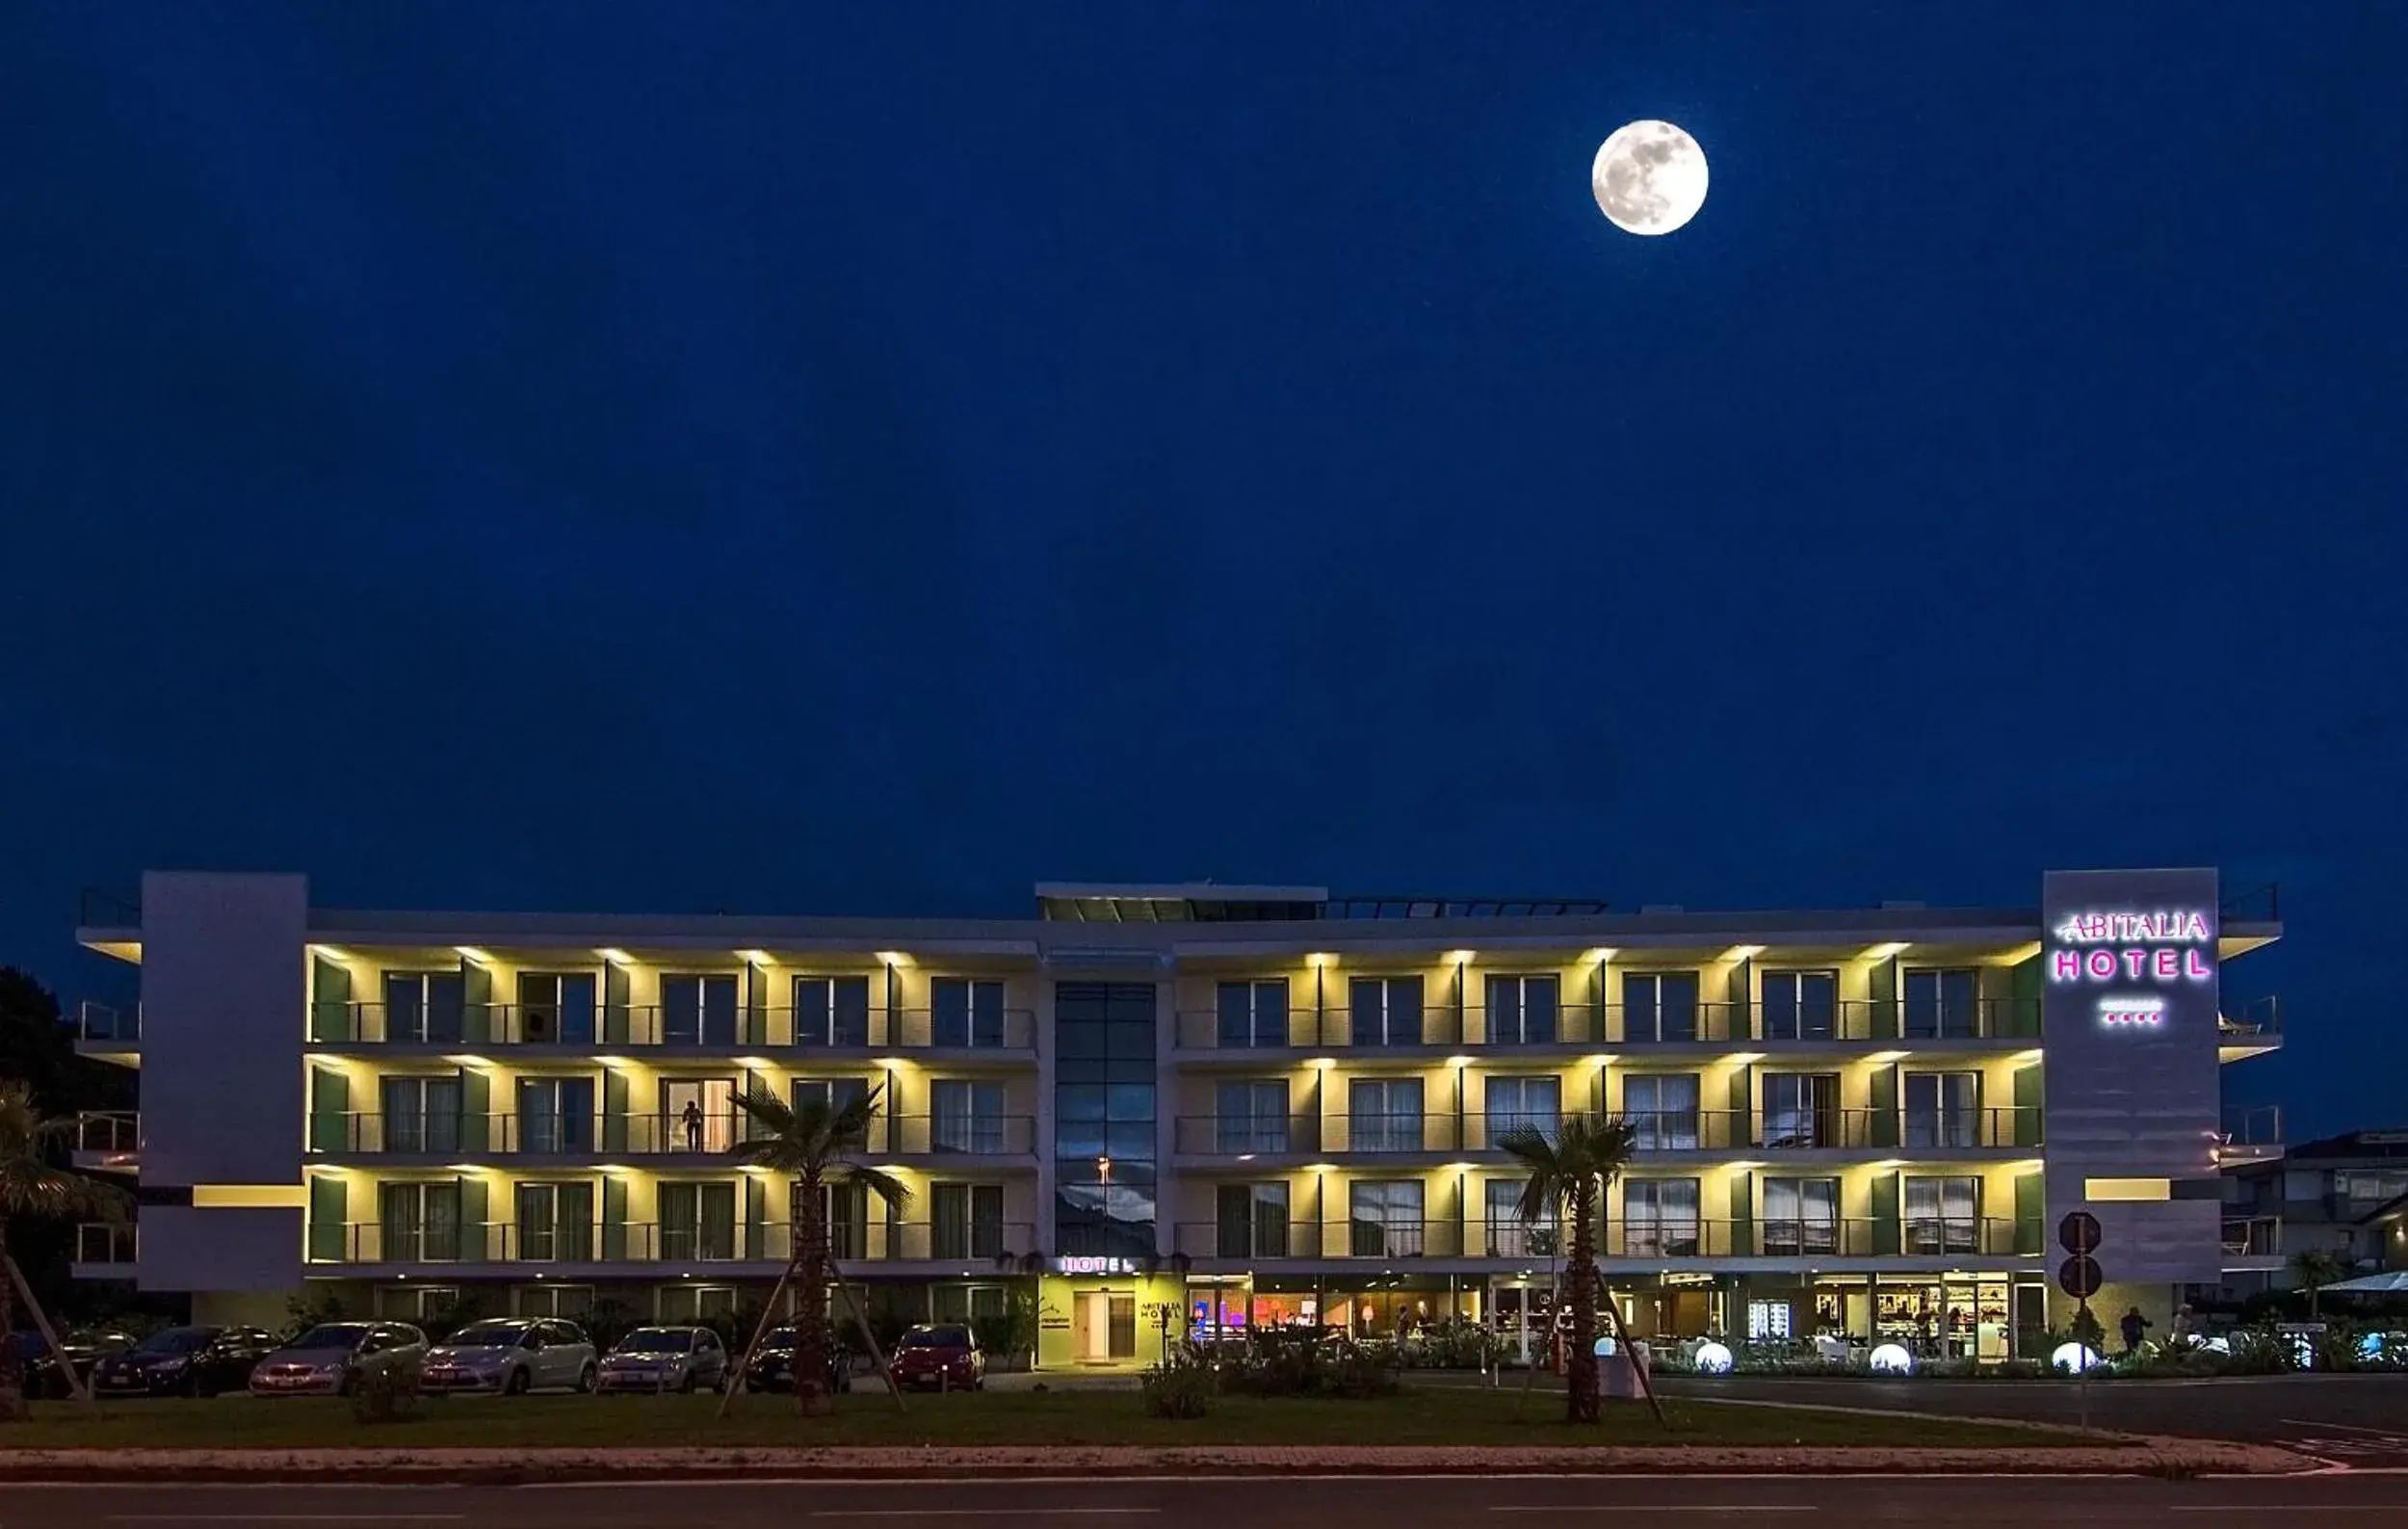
[2048,909,2213,1028]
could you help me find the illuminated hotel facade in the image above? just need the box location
[67,869,2283,1366]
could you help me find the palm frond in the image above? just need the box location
[833,1163,912,1214]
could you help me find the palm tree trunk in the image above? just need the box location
[794,1169,832,1416]
[1565,1183,1599,1425]
[0,1221,21,1423]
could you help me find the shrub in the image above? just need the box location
[351,1357,423,1424]
[1209,1328,1400,1399]
[1140,1350,1215,1419]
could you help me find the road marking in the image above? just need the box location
[2166,1508,2408,1514]
[1490,1511,1818,1516]
[107,1519,464,1524]
[810,1514,1158,1520]
[2282,1420,2408,1437]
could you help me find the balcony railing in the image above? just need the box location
[2221,1216,2283,1257]
[68,1111,140,1156]
[2219,996,2283,1041]
[307,1002,1035,1051]
[2220,1105,2284,1149]
[1174,1216,2036,1261]
[76,1000,141,1042]
[1174,1107,2041,1156]
[76,1222,137,1266]
[304,1220,1040,1266]
[306,1110,1035,1158]
[1175,999,2044,1051]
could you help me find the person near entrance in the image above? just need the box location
[681,1098,705,1152]
[2119,1306,2151,1356]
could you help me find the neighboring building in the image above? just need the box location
[68,867,2282,1365]
[2220,1129,2408,1294]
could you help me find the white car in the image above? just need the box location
[249,1321,427,1396]
[421,1318,597,1395]
[595,1327,729,1394]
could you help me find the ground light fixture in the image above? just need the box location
[1692,1340,1734,1375]
[2051,1342,2102,1374]
[1868,1342,1914,1376]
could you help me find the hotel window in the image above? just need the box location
[794,975,872,1047]
[379,1180,463,1263]
[1215,1080,1290,1154]
[513,1283,595,1319]
[1761,970,1838,1041]
[930,1079,1008,1154]
[794,1076,869,1115]
[931,1182,1005,1261]
[1762,1176,1840,1256]
[657,1284,739,1323]
[1762,1072,1841,1149]
[1622,971,1699,1042]
[1217,980,1291,1048]
[515,972,596,1045]
[1903,968,1980,1040]
[798,1180,870,1259]
[1484,1075,1561,1145]
[1483,1178,1556,1257]
[931,978,1007,1048]
[384,971,466,1045]
[1903,1071,1981,1149]
[1216,1182,1290,1258]
[662,974,739,1046]
[1624,1177,1702,1257]
[1348,1180,1425,1257]
[1904,1175,1981,1255]
[515,1076,595,1153]
[1349,976,1425,1047]
[658,1181,738,1261]
[512,1180,594,1262]
[1348,1077,1426,1153]
[1485,975,1559,1045]
[932,1283,1009,1326]
[1746,1299,1793,1341]
[2339,1171,2408,1205]
[380,1075,463,1155]
[1622,1073,1700,1150]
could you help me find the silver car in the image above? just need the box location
[594,1326,729,1394]
[249,1321,428,1397]
[421,1318,597,1395]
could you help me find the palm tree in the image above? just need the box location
[1,1082,131,1421]
[727,1085,908,1415]
[2290,1246,2350,1321]
[1496,1114,1641,1425]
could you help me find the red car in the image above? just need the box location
[887,1324,984,1391]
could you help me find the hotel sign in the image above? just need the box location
[1052,1254,1140,1276]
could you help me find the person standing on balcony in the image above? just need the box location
[682,1098,704,1152]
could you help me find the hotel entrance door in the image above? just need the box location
[1072,1289,1138,1362]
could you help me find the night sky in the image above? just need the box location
[4,5,2402,1132]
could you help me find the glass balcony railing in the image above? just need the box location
[76,1000,141,1043]
[1172,1107,2042,1156]
[1174,1216,2037,1261]
[1175,999,2045,1050]
[306,1002,1035,1051]
[303,1220,1040,1265]
[305,1111,1036,1157]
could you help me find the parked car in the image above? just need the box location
[888,1324,983,1391]
[594,1326,728,1394]
[421,1318,597,1396]
[249,1321,427,1397]
[92,1326,278,1398]
[4,1328,136,1399]
[740,1326,851,1394]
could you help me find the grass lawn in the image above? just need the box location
[0,1384,2088,1451]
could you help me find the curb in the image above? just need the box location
[0,1440,2317,1483]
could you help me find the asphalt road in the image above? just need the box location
[1658,1372,2408,1465]
[7,1475,2408,1527]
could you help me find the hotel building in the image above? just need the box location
[66,868,2282,1366]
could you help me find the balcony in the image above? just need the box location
[306,1111,1036,1160]
[2221,1215,2284,1262]
[67,1111,140,1172]
[1174,1000,2043,1054]
[306,1003,1035,1055]
[303,1220,1040,1268]
[2216,1105,2285,1166]
[75,1000,141,1057]
[72,1222,137,1277]
[1173,1216,2038,1263]
[2219,997,2283,1062]
[1172,1107,2041,1160]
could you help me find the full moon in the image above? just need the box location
[1592,119,1708,236]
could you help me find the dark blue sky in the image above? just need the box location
[4,4,2401,1131]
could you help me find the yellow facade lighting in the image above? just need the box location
[455,946,491,964]
[596,948,632,965]
[1861,942,1909,962]
[1722,945,1765,962]
[737,949,772,966]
